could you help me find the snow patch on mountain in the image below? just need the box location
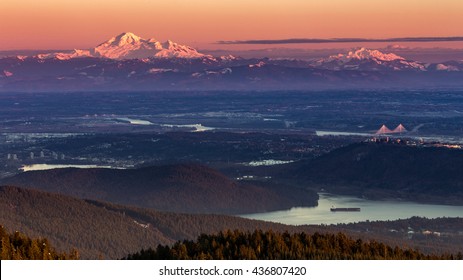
[147,68,179,74]
[219,55,238,61]
[191,68,232,78]
[385,44,409,50]
[249,61,266,68]
[399,60,426,71]
[3,70,13,77]
[435,63,460,71]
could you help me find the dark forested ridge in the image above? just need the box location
[0,225,79,260]
[287,142,463,205]
[0,185,171,259]
[126,230,461,260]
[1,186,463,259]
[1,163,317,214]
[0,185,311,259]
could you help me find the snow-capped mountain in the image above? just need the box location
[38,32,212,60]
[329,48,406,62]
[93,32,210,59]
[37,49,93,60]
[312,47,426,71]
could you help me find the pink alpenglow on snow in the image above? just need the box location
[329,48,405,62]
[37,32,212,60]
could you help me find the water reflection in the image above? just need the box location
[20,164,123,171]
[242,193,463,225]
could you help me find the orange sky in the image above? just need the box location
[1,0,462,50]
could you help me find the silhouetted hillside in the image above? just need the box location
[1,164,317,214]
[289,142,463,205]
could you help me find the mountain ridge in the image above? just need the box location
[285,142,463,204]
[2,35,463,91]
[311,47,427,71]
[0,163,318,214]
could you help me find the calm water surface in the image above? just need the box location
[242,193,463,225]
[20,164,123,171]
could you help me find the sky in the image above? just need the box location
[1,0,463,50]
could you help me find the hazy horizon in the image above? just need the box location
[1,0,463,50]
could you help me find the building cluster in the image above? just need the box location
[5,150,65,161]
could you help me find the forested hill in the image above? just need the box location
[0,185,170,259]
[0,185,304,259]
[288,142,463,205]
[1,186,463,259]
[1,163,317,214]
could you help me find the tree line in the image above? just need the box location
[126,230,463,260]
[0,225,79,260]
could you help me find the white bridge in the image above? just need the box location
[375,124,407,135]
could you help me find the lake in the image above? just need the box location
[20,164,124,171]
[242,193,463,225]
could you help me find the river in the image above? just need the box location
[242,193,463,225]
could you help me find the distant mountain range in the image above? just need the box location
[1,32,463,91]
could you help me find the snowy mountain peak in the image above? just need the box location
[93,33,212,60]
[161,40,178,50]
[93,32,162,59]
[312,47,425,71]
[330,47,405,62]
[36,32,212,60]
[104,32,143,47]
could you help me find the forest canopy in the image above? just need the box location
[126,230,463,260]
[0,225,79,260]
